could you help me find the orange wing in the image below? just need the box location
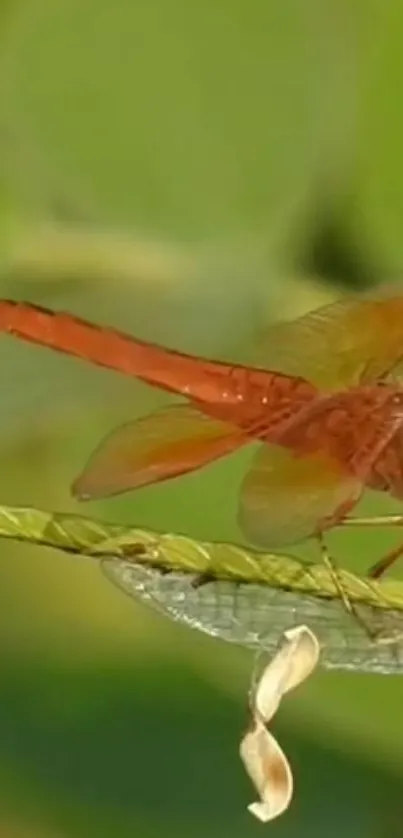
[238,445,362,547]
[255,284,403,391]
[239,384,403,549]
[73,404,247,500]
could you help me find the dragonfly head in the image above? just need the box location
[372,379,403,415]
[391,390,403,404]
[386,388,403,418]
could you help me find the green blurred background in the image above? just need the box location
[0,1,403,835]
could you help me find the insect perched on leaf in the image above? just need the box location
[2,287,403,582]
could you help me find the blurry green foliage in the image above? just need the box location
[0,2,401,837]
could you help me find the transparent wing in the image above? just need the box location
[255,285,403,390]
[100,556,403,673]
[238,444,363,548]
[73,403,246,500]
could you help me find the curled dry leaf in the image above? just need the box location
[239,625,320,823]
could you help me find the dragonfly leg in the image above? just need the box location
[335,514,403,579]
[317,534,355,617]
[369,542,403,579]
[317,534,384,643]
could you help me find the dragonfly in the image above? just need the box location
[2,288,403,580]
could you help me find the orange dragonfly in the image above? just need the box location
[2,288,403,578]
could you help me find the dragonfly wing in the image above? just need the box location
[73,404,246,500]
[238,444,363,548]
[238,377,403,549]
[255,285,403,390]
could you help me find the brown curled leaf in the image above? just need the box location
[240,625,320,822]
